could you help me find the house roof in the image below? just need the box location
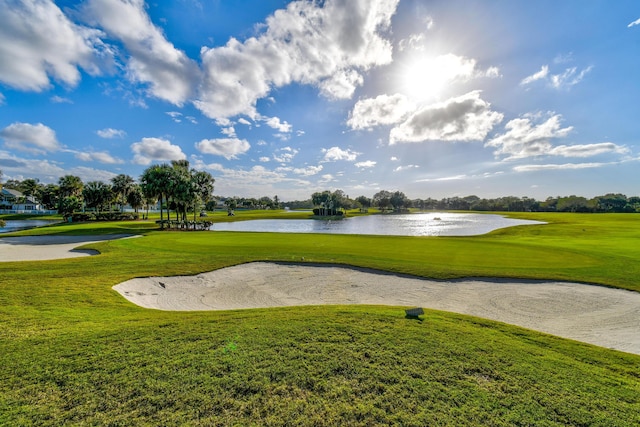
[1,188,23,198]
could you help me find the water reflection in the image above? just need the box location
[210,213,544,236]
[0,219,60,234]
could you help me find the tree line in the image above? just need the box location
[287,190,640,213]
[0,161,215,225]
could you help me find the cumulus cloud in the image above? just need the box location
[347,94,414,130]
[195,0,398,119]
[0,0,107,91]
[486,113,573,160]
[75,150,124,164]
[0,122,61,154]
[264,116,292,133]
[97,127,126,138]
[82,0,200,105]
[355,160,376,168]
[292,165,323,176]
[389,91,503,144]
[322,146,360,162]
[195,138,250,159]
[273,146,298,163]
[131,137,186,165]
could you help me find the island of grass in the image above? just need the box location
[0,211,639,426]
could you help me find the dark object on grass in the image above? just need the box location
[405,307,424,318]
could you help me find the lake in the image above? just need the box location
[210,213,544,236]
[0,219,60,234]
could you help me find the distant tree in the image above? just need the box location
[140,164,174,227]
[58,175,83,198]
[355,196,371,209]
[37,184,60,210]
[191,170,215,220]
[2,179,21,190]
[19,178,40,197]
[111,174,135,212]
[372,190,393,211]
[127,184,145,215]
[390,191,410,211]
[83,181,112,214]
[58,195,82,220]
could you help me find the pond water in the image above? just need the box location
[210,213,544,236]
[0,219,60,234]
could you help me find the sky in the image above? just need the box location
[0,0,639,201]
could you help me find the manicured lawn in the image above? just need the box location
[1,212,639,425]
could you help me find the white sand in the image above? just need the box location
[0,234,136,262]
[114,262,640,355]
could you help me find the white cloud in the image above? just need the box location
[398,33,426,51]
[520,65,549,86]
[190,156,312,198]
[293,165,323,176]
[394,164,419,172]
[355,160,376,168]
[75,150,124,164]
[238,118,252,126]
[51,95,73,104]
[195,138,250,159]
[389,91,503,144]
[166,111,182,123]
[486,113,573,160]
[82,0,200,105]
[221,127,237,137]
[550,66,592,89]
[0,122,61,154]
[131,137,186,165]
[514,162,606,172]
[264,116,292,133]
[0,0,106,91]
[322,146,360,162]
[195,0,398,119]
[347,94,414,130]
[549,142,629,158]
[97,127,126,138]
[521,64,592,89]
[273,146,298,163]
[259,156,270,162]
[628,18,640,28]
[318,68,364,100]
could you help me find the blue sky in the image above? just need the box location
[0,0,639,201]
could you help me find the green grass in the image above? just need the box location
[1,212,639,425]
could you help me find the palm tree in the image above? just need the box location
[58,175,84,216]
[191,170,215,221]
[111,174,134,212]
[170,160,192,221]
[58,175,83,198]
[126,184,144,215]
[140,164,173,228]
[83,181,112,214]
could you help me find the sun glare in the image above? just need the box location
[400,54,475,101]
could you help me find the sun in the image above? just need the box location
[400,53,475,101]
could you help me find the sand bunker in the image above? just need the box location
[0,234,136,262]
[114,262,640,355]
